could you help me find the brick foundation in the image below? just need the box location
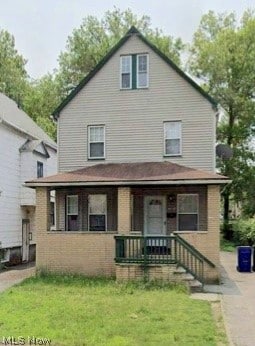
[116,263,177,282]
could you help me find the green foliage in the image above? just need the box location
[189,10,255,224]
[220,235,236,252]
[232,218,255,245]
[22,75,61,140]
[0,275,226,345]
[0,28,57,140]
[0,28,28,103]
[35,269,187,292]
[56,7,185,96]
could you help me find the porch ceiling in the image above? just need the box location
[25,161,229,187]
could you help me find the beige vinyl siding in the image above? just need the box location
[58,35,216,173]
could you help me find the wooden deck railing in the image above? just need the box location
[115,235,215,284]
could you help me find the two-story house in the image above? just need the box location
[26,27,228,284]
[0,92,57,265]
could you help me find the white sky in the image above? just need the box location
[0,0,254,78]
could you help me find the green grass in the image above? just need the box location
[220,236,237,252]
[0,273,227,346]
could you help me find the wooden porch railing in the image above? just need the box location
[115,235,215,285]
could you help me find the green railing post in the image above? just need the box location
[114,234,213,285]
[144,236,147,266]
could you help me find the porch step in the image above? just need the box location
[174,266,186,274]
[188,280,203,293]
[174,266,203,293]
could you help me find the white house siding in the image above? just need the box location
[46,146,58,176]
[20,151,37,206]
[0,121,57,261]
[58,34,216,173]
[0,124,25,248]
[20,145,57,207]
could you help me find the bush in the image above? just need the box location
[233,218,255,245]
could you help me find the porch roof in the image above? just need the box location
[25,161,229,187]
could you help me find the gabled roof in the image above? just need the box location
[53,26,217,118]
[0,92,56,149]
[26,161,229,187]
[19,139,50,158]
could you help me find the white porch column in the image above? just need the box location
[117,187,131,234]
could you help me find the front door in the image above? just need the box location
[22,219,30,262]
[144,196,166,237]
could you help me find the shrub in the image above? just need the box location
[232,218,255,245]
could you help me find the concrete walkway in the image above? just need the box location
[0,262,35,292]
[204,251,255,346]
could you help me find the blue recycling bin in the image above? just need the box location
[237,246,252,272]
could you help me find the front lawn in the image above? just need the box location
[0,274,226,345]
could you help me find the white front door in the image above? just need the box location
[22,219,30,262]
[144,196,166,237]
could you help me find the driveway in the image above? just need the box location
[0,262,35,293]
[205,251,255,346]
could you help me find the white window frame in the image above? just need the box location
[137,54,149,88]
[1,249,10,263]
[120,55,132,90]
[164,121,182,157]
[50,190,56,231]
[66,195,79,231]
[88,125,105,160]
[177,194,199,232]
[88,194,107,231]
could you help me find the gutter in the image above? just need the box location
[25,179,231,188]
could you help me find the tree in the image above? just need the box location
[56,7,184,96]
[0,28,58,140]
[188,10,255,236]
[0,28,28,103]
[22,74,61,140]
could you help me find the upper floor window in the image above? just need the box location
[88,125,105,159]
[37,161,43,178]
[120,55,132,89]
[120,54,149,89]
[164,121,182,156]
[177,194,198,231]
[137,54,148,88]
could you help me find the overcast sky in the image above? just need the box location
[1,0,254,78]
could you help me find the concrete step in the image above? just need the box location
[181,273,195,281]
[189,280,203,293]
[174,266,187,274]
[174,265,203,293]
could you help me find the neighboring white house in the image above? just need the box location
[0,92,57,264]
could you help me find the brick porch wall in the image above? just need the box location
[35,187,127,276]
[179,185,220,282]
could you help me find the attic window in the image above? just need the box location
[137,54,148,88]
[120,55,131,89]
[120,54,148,89]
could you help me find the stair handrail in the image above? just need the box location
[175,234,215,268]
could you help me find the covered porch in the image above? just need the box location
[26,162,228,283]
